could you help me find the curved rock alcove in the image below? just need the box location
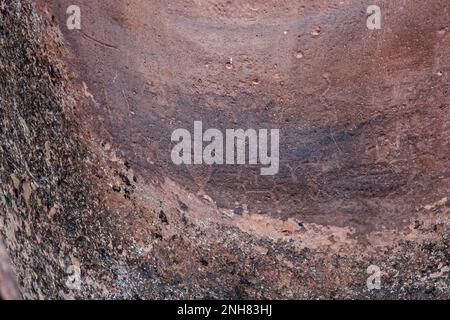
[0,0,449,299]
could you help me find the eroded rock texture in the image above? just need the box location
[0,0,449,299]
[0,240,20,299]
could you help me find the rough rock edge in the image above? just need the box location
[0,239,21,299]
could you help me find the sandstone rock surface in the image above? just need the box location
[0,0,449,299]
